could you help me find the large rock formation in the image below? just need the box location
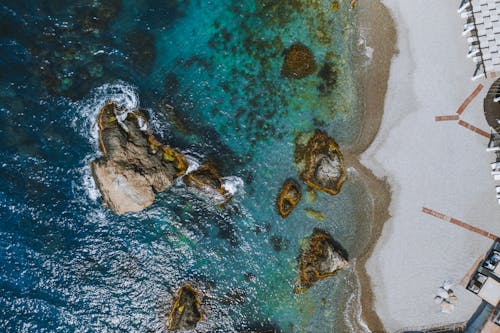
[294,229,348,293]
[168,284,202,331]
[90,101,188,214]
[276,179,302,218]
[281,43,317,79]
[295,130,347,195]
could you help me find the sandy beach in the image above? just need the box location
[358,1,500,332]
[345,1,395,331]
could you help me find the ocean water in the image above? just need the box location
[0,0,374,332]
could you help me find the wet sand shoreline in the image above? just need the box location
[346,0,397,331]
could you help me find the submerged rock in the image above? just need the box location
[90,101,188,214]
[304,208,325,221]
[168,284,202,331]
[124,29,156,75]
[281,43,317,79]
[295,130,347,195]
[270,235,289,252]
[317,61,337,95]
[76,0,122,33]
[276,179,302,218]
[183,164,232,204]
[295,229,348,293]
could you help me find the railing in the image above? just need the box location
[393,321,467,333]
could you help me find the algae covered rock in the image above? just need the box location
[90,101,188,214]
[276,179,302,218]
[304,208,325,221]
[295,130,347,195]
[295,229,348,293]
[281,43,317,79]
[168,284,202,331]
[183,163,232,204]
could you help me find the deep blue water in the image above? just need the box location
[0,1,374,332]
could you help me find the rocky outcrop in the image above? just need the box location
[281,43,317,79]
[294,229,348,293]
[168,284,202,331]
[295,130,347,195]
[90,101,188,214]
[276,179,302,218]
[182,164,231,204]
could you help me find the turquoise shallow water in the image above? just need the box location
[0,0,375,332]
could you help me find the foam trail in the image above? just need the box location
[184,155,202,175]
[344,261,371,333]
[81,162,100,202]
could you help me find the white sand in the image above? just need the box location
[362,1,500,331]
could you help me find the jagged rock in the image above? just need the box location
[294,229,348,293]
[295,130,347,195]
[183,164,231,204]
[168,285,202,331]
[90,101,188,214]
[281,43,317,79]
[276,179,302,218]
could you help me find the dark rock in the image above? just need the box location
[168,284,202,331]
[90,102,188,214]
[294,229,348,293]
[295,130,347,195]
[76,0,122,33]
[281,43,317,79]
[183,164,231,204]
[317,62,337,95]
[276,179,302,218]
[270,235,289,252]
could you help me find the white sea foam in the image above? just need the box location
[221,176,245,197]
[183,154,202,175]
[80,163,100,202]
[358,32,374,65]
[344,262,371,333]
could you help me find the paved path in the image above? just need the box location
[458,119,491,138]
[456,84,484,115]
[422,207,499,241]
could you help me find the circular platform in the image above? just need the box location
[484,78,500,134]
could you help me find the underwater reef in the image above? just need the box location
[281,43,318,79]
